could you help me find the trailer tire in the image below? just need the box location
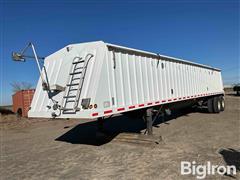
[213,96,221,113]
[207,98,214,113]
[219,96,225,111]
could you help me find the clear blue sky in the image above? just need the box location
[0,0,239,105]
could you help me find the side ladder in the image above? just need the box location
[61,54,93,114]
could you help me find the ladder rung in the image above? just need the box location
[66,100,75,103]
[64,95,76,98]
[67,83,79,86]
[72,78,81,81]
[70,71,82,75]
[62,107,80,111]
[69,88,78,91]
[62,108,74,111]
[74,67,83,70]
[72,60,84,64]
[63,111,76,114]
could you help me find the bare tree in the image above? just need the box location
[11,82,33,93]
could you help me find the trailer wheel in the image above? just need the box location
[213,96,221,113]
[207,98,214,113]
[219,96,225,111]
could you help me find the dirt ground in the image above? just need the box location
[0,94,239,180]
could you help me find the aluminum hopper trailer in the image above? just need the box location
[12,41,225,134]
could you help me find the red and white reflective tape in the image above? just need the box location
[92,112,98,116]
[104,110,112,114]
[129,105,135,109]
[117,107,125,111]
[92,92,224,117]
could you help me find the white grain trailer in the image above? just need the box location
[13,41,225,134]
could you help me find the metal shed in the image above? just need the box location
[12,89,35,117]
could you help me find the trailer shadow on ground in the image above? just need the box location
[55,107,209,146]
[218,148,240,178]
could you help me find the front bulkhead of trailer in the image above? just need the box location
[28,41,224,119]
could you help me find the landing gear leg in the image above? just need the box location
[146,108,153,135]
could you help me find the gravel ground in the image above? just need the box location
[0,94,239,180]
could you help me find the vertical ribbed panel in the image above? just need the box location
[108,49,223,108]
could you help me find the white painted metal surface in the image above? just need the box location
[28,41,224,119]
